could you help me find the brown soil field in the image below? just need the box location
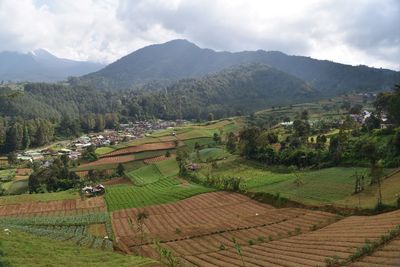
[102,177,132,186]
[0,197,106,217]
[76,169,115,178]
[143,155,172,164]
[79,155,135,168]
[349,238,400,267]
[87,223,107,237]
[111,192,400,266]
[102,141,177,157]
[178,209,400,267]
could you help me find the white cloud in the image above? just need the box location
[0,0,398,70]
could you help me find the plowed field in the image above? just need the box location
[103,141,177,157]
[79,155,136,168]
[111,192,400,266]
[0,197,106,216]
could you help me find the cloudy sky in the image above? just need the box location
[0,0,399,70]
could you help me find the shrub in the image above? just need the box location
[257,236,265,242]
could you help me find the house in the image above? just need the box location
[0,157,8,166]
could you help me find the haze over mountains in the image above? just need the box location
[74,39,400,96]
[0,49,104,82]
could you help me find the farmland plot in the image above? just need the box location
[105,176,213,211]
[0,197,106,216]
[111,192,400,266]
[111,192,338,250]
[103,141,178,157]
[0,212,115,251]
[79,154,136,168]
[177,209,400,266]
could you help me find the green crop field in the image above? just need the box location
[104,176,213,211]
[95,147,116,156]
[155,158,179,177]
[183,137,214,149]
[6,179,29,195]
[337,170,400,208]
[125,164,163,186]
[190,148,230,163]
[0,169,15,181]
[0,189,78,205]
[1,229,155,267]
[199,158,386,206]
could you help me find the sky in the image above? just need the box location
[0,0,399,70]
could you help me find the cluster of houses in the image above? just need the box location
[13,120,180,164]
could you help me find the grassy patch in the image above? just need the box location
[1,230,155,267]
[338,170,400,208]
[250,167,369,205]
[155,158,179,177]
[125,164,164,186]
[0,189,78,205]
[183,137,214,150]
[6,179,29,195]
[190,148,230,163]
[95,147,116,156]
[0,169,15,181]
[200,158,381,206]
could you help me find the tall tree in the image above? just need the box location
[22,126,30,149]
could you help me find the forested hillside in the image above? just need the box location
[138,64,316,119]
[74,39,400,95]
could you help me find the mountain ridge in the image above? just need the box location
[0,49,104,82]
[75,39,400,95]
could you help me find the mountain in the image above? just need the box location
[75,39,400,95]
[129,64,318,119]
[0,49,104,82]
[0,64,315,122]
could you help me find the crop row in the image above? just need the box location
[105,177,213,211]
[2,224,113,251]
[0,212,109,226]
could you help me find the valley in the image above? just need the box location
[0,35,399,267]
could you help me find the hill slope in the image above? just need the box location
[76,39,400,94]
[0,49,104,82]
[152,64,317,119]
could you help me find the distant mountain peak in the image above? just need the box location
[0,49,104,82]
[76,39,400,93]
[29,48,57,60]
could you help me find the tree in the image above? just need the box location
[95,114,105,132]
[7,152,17,165]
[207,113,214,121]
[117,163,125,176]
[349,104,363,114]
[176,148,189,176]
[375,84,400,126]
[239,127,260,159]
[213,132,221,144]
[301,110,309,121]
[22,126,30,149]
[226,132,237,153]
[363,113,381,132]
[293,120,310,137]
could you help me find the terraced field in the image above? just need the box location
[105,176,213,211]
[0,197,106,216]
[103,141,178,157]
[109,192,400,266]
[349,238,400,266]
[1,229,156,267]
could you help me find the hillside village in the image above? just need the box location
[14,119,179,164]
